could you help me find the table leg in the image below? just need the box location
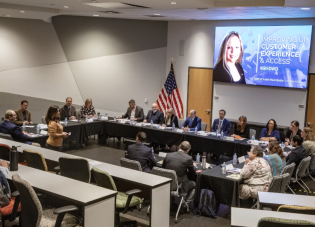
[150,183,170,227]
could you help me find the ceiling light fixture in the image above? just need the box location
[154,13,160,15]
[171,2,176,4]
[93,14,99,16]
[20,11,25,13]
[301,8,310,10]
[64,6,69,8]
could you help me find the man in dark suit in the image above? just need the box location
[117,99,144,122]
[286,135,308,176]
[144,103,164,125]
[15,100,33,126]
[60,97,77,120]
[0,110,40,147]
[127,132,157,173]
[162,141,196,208]
[181,110,202,131]
[210,109,231,136]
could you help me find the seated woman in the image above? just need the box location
[284,120,301,146]
[265,141,286,176]
[81,98,96,118]
[239,145,272,199]
[231,115,250,138]
[301,127,315,156]
[162,108,179,128]
[260,119,281,143]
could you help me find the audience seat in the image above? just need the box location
[0,133,13,141]
[257,217,315,227]
[0,143,11,161]
[23,149,55,173]
[278,205,315,215]
[120,157,142,171]
[281,163,296,194]
[1,193,21,227]
[59,156,91,183]
[290,156,311,195]
[308,153,315,182]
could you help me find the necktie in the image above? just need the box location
[218,120,222,133]
[69,107,71,115]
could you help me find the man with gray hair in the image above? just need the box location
[0,110,40,147]
[143,103,164,125]
[162,141,196,210]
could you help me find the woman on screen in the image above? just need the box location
[213,31,246,84]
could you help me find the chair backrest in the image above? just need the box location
[23,149,48,172]
[296,156,311,179]
[281,163,295,176]
[278,205,315,215]
[91,168,117,191]
[120,158,142,171]
[59,156,91,183]
[258,217,315,227]
[41,116,46,124]
[151,167,178,191]
[201,122,207,131]
[12,174,42,227]
[0,133,13,141]
[0,144,11,161]
[249,129,256,139]
[268,173,291,193]
[309,153,315,172]
[178,119,184,128]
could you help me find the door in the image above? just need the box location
[187,68,213,132]
[306,74,315,127]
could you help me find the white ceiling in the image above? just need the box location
[0,0,315,22]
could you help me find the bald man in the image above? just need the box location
[181,110,202,131]
[143,103,164,125]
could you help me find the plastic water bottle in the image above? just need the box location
[172,122,175,131]
[65,117,68,125]
[221,131,224,139]
[130,118,133,125]
[86,115,88,122]
[281,142,285,150]
[22,121,26,131]
[196,153,200,163]
[114,116,116,121]
[216,129,219,137]
[251,135,255,140]
[195,127,197,135]
[233,153,237,165]
[105,113,108,118]
[222,162,227,174]
[150,120,153,127]
[36,124,40,134]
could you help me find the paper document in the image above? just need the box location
[38,124,48,129]
[159,152,167,157]
[227,168,242,174]
[226,174,241,179]
[159,126,165,130]
[25,125,35,128]
[238,156,245,163]
[70,119,78,122]
[226,164,234,170]
[40,130,48,135]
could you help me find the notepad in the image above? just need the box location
[159,126,165,130]
[176,129,183,133]
[70,119,78,122]
[226,174,241,179]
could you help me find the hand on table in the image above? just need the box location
[117,115,122,119]
[231,134,236,138]
[24,121,29,125]
[70,116,76,120]
[162,124,166,127]
[89,115,94,118]
[22,131,27,135]
[143,120,147,123]
[133,118,137,121]
[193,162,197,167]
[183,128,190,132]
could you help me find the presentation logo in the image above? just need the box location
[260,66,278,71]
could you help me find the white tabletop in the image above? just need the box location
[258,191,315,207]
[8,164,117,205]
[231,207,315,227]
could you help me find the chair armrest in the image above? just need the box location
[53,205,78,215]
[125,189,141,196]
[123,189,142,214]
[11,191,20,197]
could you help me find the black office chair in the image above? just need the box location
[278,205,315,215]
[23,149,48,172]
[0,143,11,161]
[257,217,315,227]
[91,167,142,227]
[12,174,80,227]
[59,157,90,183]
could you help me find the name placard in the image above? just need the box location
[176,129,184,133]
[159,126,165,130]
[226,164,234,170]
[238,156,245,163]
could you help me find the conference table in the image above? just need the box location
[0,138,171,227]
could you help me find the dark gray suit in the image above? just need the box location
[162,150,196,203]
[60,105,77,120]
[127,142,157,173]
[122,106,144,122]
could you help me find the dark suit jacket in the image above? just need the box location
[181,116,202,131]
[122,106,144,122]
[162,150,197,191]
[164,115,179,128]
[60,105,77,120]
[145,110,164,125]
[286,146,308,176]
[213,60,246,84]
[15,109,31,126]
[210,118,231,136]
[127,142,157,173]
[0,120,31,144]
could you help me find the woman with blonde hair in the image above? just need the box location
[231,115,250,138]
[301,127,315,155]
[162,108,179,128]
[80,98,96,118]
[213,31,246,84]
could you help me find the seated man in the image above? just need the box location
[127,132,157,173]
[286,135,308,176]
[15,100,33,126]
[162,141,196,208]
[117,99,144,122]
[0,110,40,147]
[143,103,164,125]
[210,109,231,136]
[181,110,202,131]
[60,97,77,120]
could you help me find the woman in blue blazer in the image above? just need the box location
[260,119,281,143]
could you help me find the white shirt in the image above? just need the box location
[131,107,136,119]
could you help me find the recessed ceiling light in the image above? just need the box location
[154,13,160,15]
[20,11,25,13]
[64,6,69,8]
[93,14,99,16]
[301,8,310,10]
[171,2,176,4]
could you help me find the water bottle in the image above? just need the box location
[281,142,285,150]
[222,162,226,174]
[86,115,88,122]
[22,121,26,131]
[105,113,108,118]
[130,118,133,125]
[196,153,200,163]
[36,124,40,134]
[251,135,255,140]
[195,127,197,135]
[97,112,100,120]
[151,147,156,160]
[65,117,68,125]
[10,146,19,171]
[202,156,207,169]
[150,120,153,127]
[114,116,116,121]
[172,122,175,131]
[216,129,219,137]
[233,153,237,165]
[221,131,224,139]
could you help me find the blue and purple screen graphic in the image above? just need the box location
[214,26,312,89]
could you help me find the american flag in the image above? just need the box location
[157,63,183,118]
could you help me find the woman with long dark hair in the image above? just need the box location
[231,115,250,138]
[260,119,281,142]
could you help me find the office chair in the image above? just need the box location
[23,149,49,172]
[281,163,296,194]
[278,205,315,215]
[120,157,142,171]
[257,217,315,227]
[0,133,13,141]
[0,144,11,161]
[59,157,90,183]
[290,156,311,195]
